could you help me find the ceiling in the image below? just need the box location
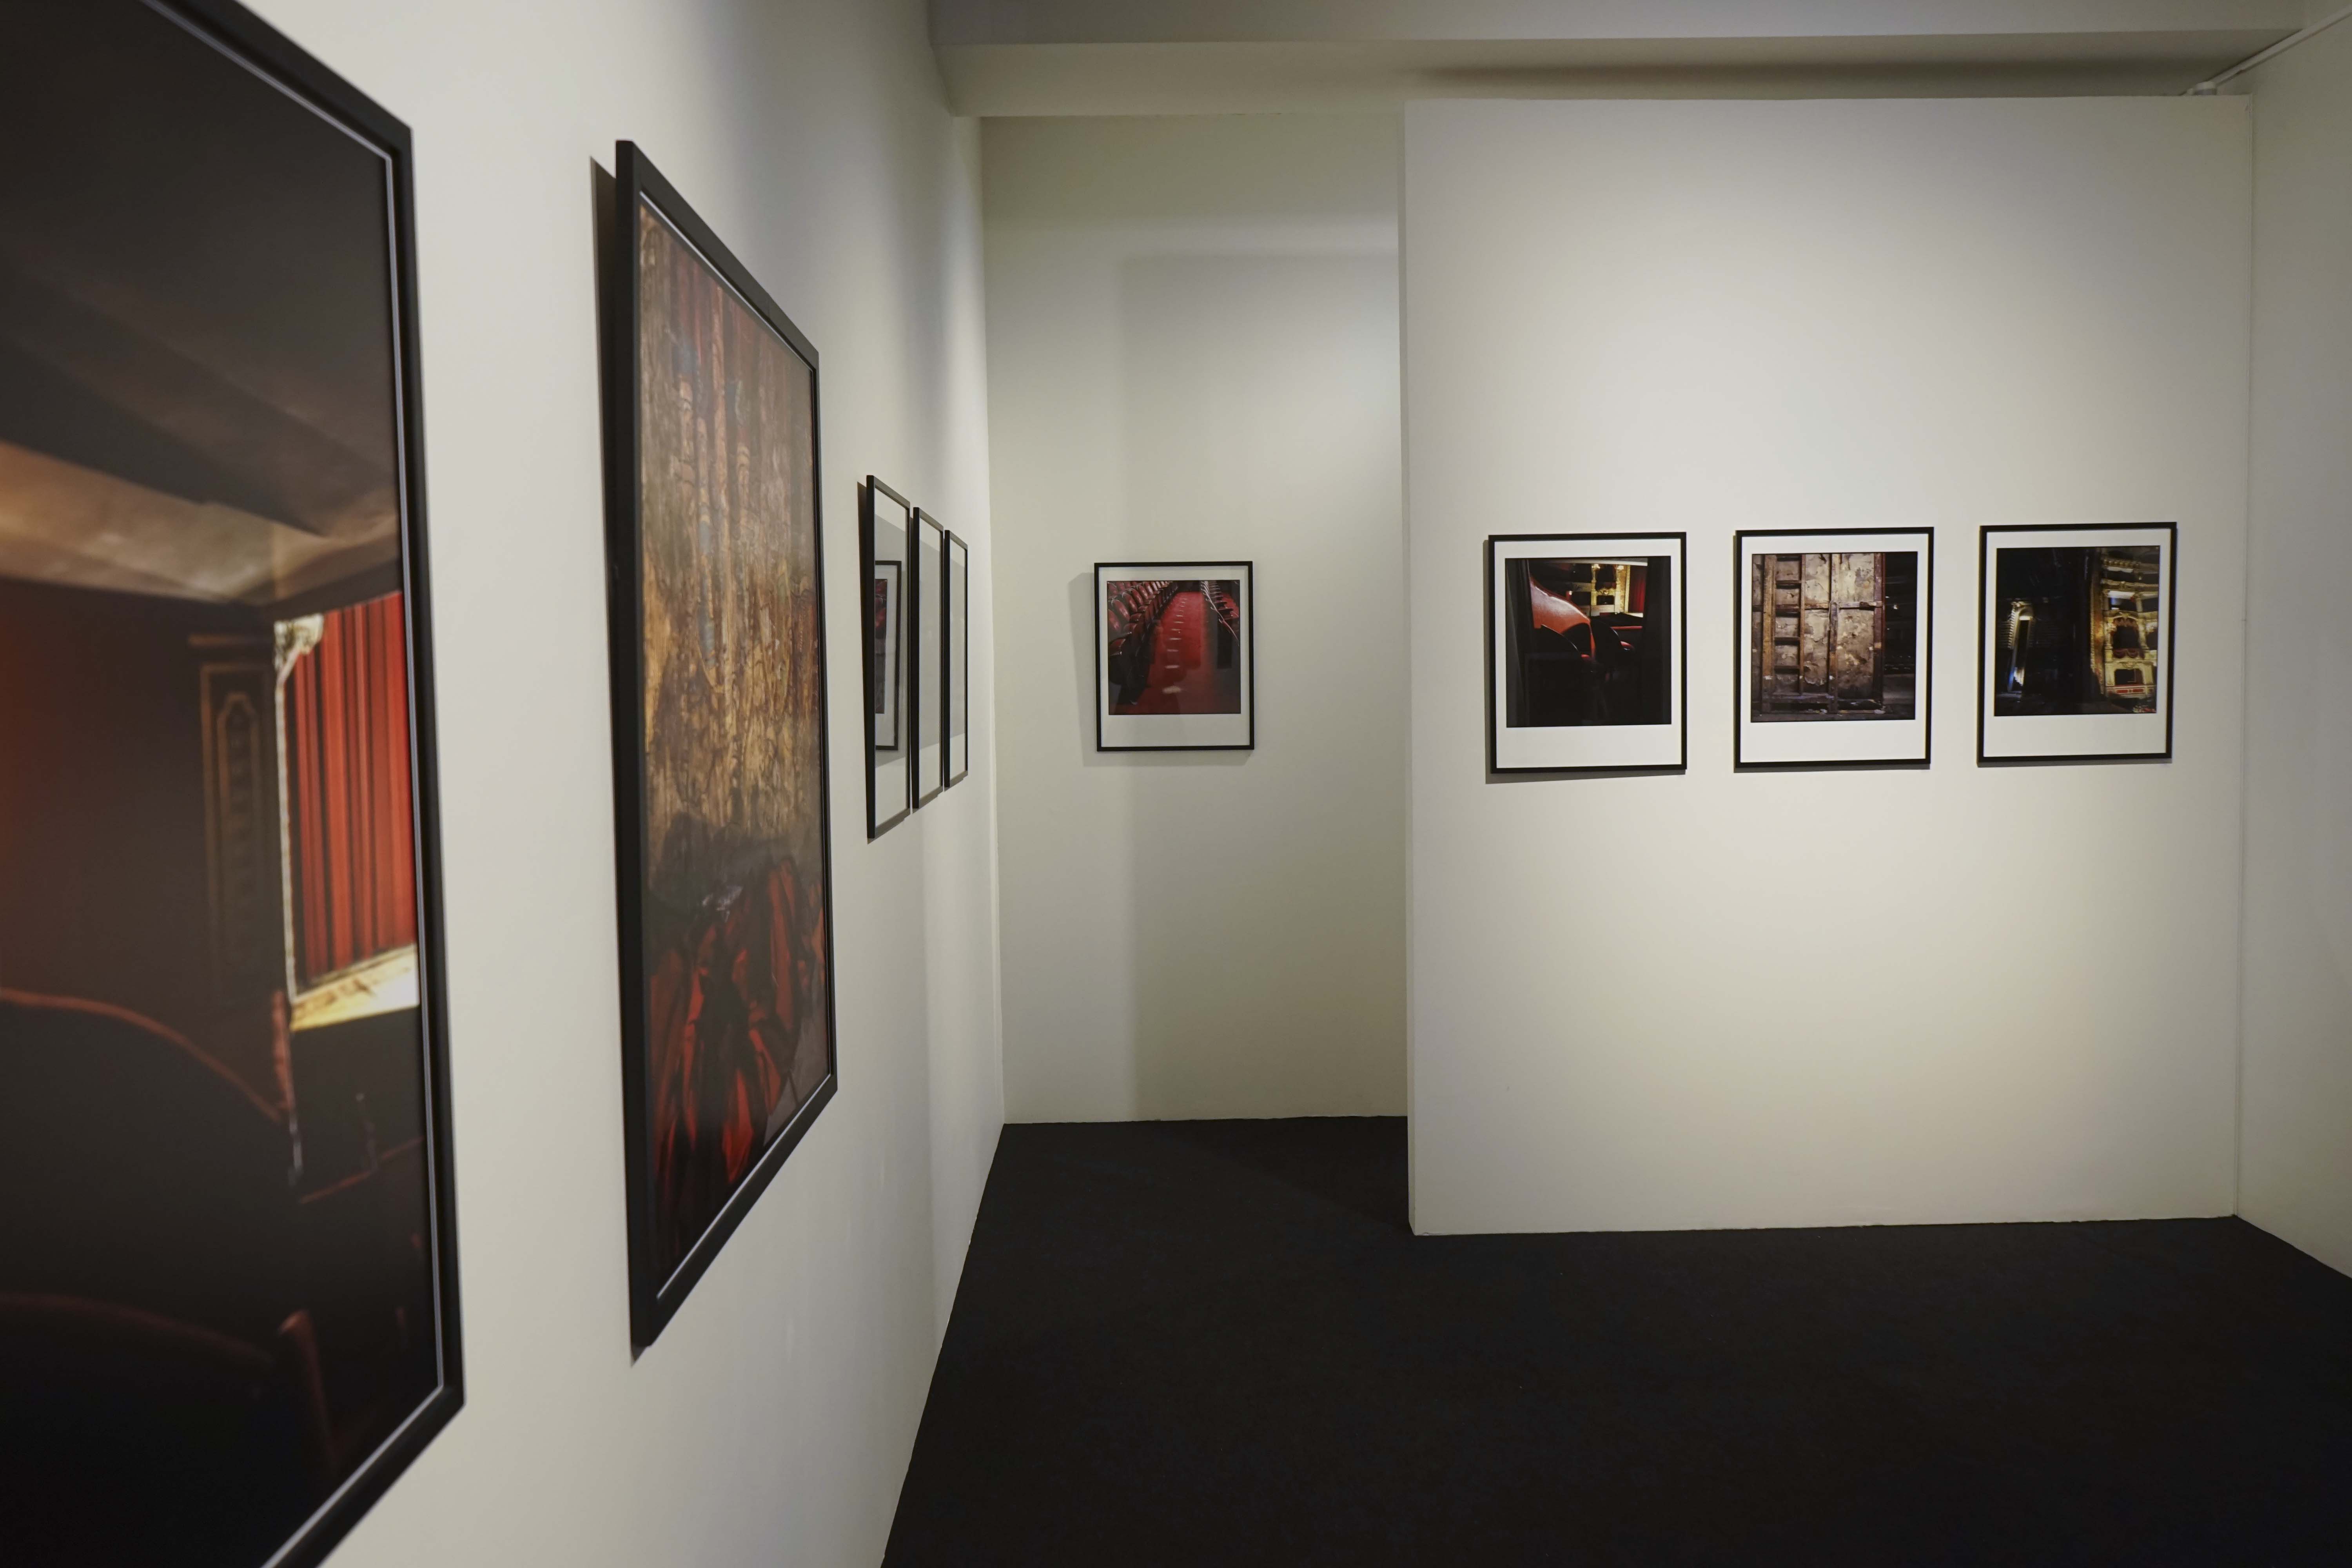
[0,3,401,605]
[931,0,2312,113]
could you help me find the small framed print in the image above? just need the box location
[1094,562,1254,751]
[1487,534,1685,773]
[946,532,971,788]
[862,477,913,837]
[1979,523,2176,764]
[1735,528,1933,770]
[913,510,947,805]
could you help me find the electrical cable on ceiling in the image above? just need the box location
[2187,2,2352,92]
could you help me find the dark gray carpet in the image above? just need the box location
[884,1117,2352,1566]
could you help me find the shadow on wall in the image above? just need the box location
[1117,247,1402,1116]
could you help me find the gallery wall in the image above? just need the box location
[982,116,1409,1122]
[248,1,1002,1564]
[2238,22,2352,1279]
[1404,97,2252,1235]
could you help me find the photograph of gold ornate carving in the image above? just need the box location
[1979,523,2176,764]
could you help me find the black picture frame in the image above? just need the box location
[862,477,914,838]
[1485,532,1687,776]
[913,509,948,806]
[1093,560,1257,752]
[945,531,971,789]
[1732,526,1935,773]
[0,3,462,1563]
[1976,521,2178,767]
[600,142,838,1350]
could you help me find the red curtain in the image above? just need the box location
[284,593,416,987]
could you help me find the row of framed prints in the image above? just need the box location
[863,479,973,835]
[1489,523,2178,773]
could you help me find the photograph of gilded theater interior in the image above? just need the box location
[0,4,457,1566]
[1749,551,1921,721]
[1501,555,1673,728]
[605,144,837,1348]
[1994,543,2167,716]
[1103,575,1245,715]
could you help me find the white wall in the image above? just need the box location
[1405,97,2251,1235]
[2237,22,2352,1278]
[248,1,1004,1564]
[983,116,1407,1122]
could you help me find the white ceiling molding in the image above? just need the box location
[931,0,2304,113]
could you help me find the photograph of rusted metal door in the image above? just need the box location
[1754,552,1887,715]
[1737,529,1932,769]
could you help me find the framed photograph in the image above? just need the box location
[1735,528,1933,770]
[862,478,913,838]
[1978,523,2176,764]
[1487,534,1685,773]
[913,510,947,805]
[875,568,903,748]
[0,2,461,1563]
[1094,562,1255,751]
[946,532,971,788]
[601,142,837,1348]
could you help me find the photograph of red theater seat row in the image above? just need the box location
[1103,577,1243,715]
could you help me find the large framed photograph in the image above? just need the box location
[862,478,913,838]
[1488,534,1685,773]
[0,3,461,1563]
[601,143,837,1348]
[1979,523,2176,764]
[1735,529,1933,770]
[946,531,971,788]
[913,510,947,806]
[1094,561,1255,751]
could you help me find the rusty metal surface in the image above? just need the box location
[1753,551,1891,718]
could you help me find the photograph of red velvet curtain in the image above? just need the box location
[283,593,417,988]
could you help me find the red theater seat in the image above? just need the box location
[1,992,330,1558]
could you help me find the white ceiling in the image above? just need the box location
[931,0,2312,113]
